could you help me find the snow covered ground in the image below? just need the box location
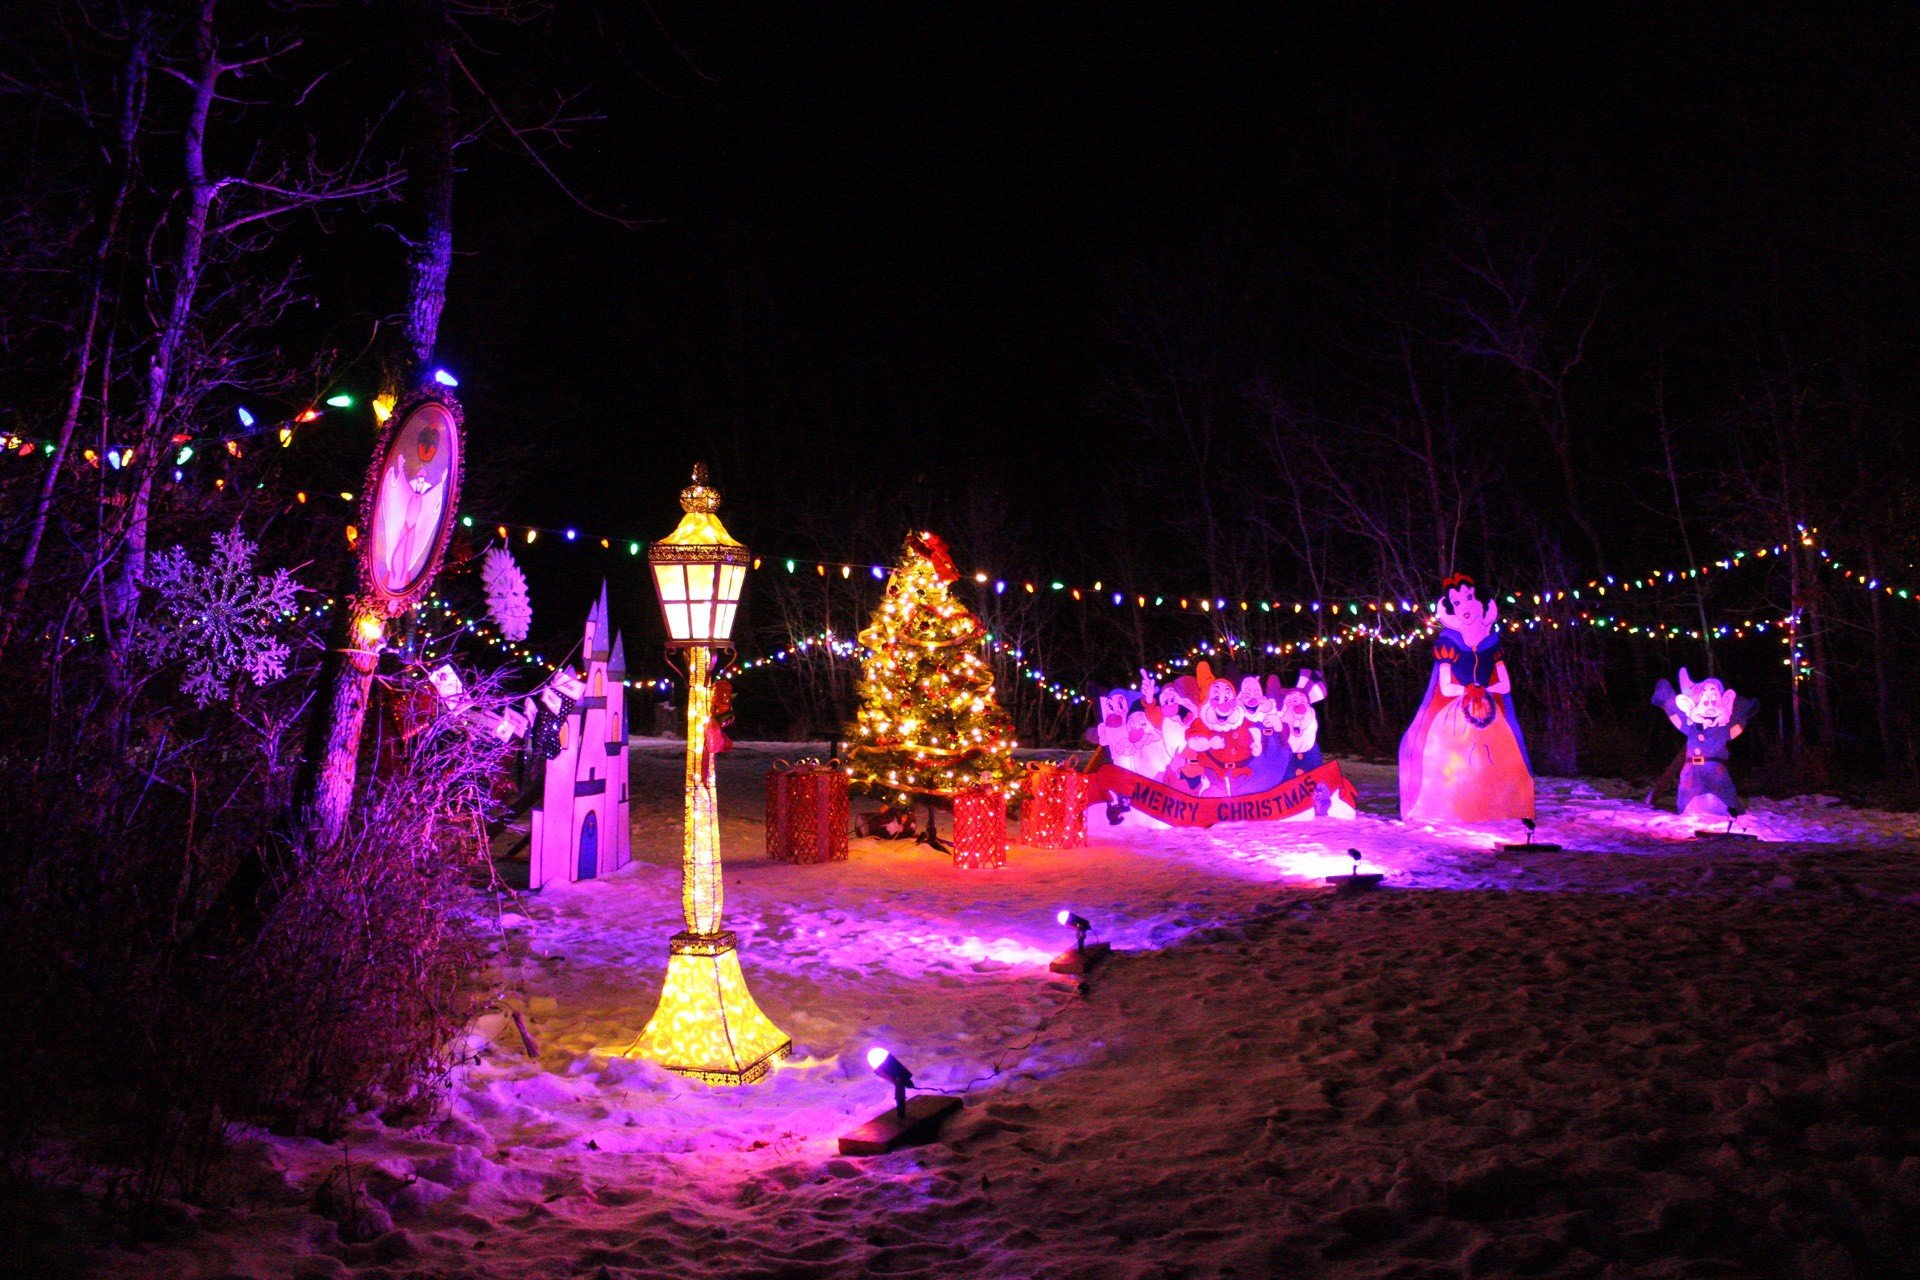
[101,744,1920,1279]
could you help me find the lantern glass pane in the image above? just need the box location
[719,563,745,605]
[652,562,686,601]
[687,562,717,606]
[714,600,739,641]
[651,563,688,640]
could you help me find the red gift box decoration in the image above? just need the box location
[1021,760,1094,850]
[952,787,1008,870]
[766,760,851,864]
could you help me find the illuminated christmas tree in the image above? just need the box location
[846,531,1022,802]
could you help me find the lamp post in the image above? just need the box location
[628,464,791,1085]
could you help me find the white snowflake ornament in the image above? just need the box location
[137,528,302,705]
[481,547,533,641]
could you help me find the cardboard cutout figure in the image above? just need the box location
[527,584,632,888]
[1399,574,1535,823]
[1174,662,1262,794]
[368,400,457,600]
[1652,668,1758,817]
[1092,689,1177,780]
[1275,669,1327,780]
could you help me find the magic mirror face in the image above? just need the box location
[367,400,460,603]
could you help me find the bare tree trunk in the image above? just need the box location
[1398,329,1453,577]
[309,609,383,847]
[1803,567,1835,744]
[109,0,222,672]
[1864,532,1897,771]
[305,0,454,846]
[1653,373,1713,673]
[1526,379,1605,567]
[403,0,454,374]
[0,19,150,657]
[1785,544,1804,750]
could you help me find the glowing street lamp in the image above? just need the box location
[628,464,790,1085]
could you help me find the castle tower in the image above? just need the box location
[529,582,633,888]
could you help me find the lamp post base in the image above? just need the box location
[629,931,792,1085]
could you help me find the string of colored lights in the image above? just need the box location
[422,509,1823,623]
[1815,545,1920,605]
[300,595,672,695]
[720,599,1797,712]
[1576,539,1796,596]
[0,375,450,476]
[25,374,1843,626]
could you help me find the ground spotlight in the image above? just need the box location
[1502,817,1562,852]
[839,1044,960,1156]
[1695,804,1757,841]
[1049,909,1109,975]
[1057,909,1091,951]
[867,1045,914,1114]
[1327,847,1384,894]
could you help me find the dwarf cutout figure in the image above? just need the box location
[1091,689,1177,780]
[1652,668,1757,817]
[1275,669,1327,780]
[1399,574,1535,823]
[1172,662,1263,794]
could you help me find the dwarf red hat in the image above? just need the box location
[1194,661,1234,694]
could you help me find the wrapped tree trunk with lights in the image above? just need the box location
[846,532,1023,804]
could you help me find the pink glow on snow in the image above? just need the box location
[936,934,1058,966]
[143,747,1920,1280]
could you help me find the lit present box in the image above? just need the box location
[1020,760,1094,850]
[952,787,1008,870]
[766,760,851,864]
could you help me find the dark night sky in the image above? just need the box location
[290,1,1920,659]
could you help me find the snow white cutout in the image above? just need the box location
[1399,573,1535,822]
[368,398,459,602]
[1651,669,1757,817]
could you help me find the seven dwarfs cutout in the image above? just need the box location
[1652,668,1757,817]
[1399,574,1535,823]
[1086,662,1356,826]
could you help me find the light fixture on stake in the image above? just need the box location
[1695,804,1758,842]
[868,1046,915,1120]
[1327,847,1384,894]
[1048,908,1110,975]
[1501,817,1562,853]
[838,1046,962,1155]
[626,465,790,1085]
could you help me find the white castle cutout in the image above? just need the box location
[529,583,632,888]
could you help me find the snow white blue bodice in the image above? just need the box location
[1439,632,1503,688]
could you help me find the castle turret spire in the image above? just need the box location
[587,580,612,661]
